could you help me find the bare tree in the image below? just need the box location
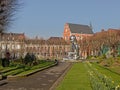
[80,29,120,58]
[0,0,19,33]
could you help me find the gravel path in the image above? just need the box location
[0,62,71,90]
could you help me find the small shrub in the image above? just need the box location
[1,58,10,67]
[23,53,37,66]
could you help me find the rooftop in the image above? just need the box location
[67,23,93,34]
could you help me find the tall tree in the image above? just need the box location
[0,0,19,33]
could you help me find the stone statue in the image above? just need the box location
[69,35,79,59]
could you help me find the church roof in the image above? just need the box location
[68,23,93,34]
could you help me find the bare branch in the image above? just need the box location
[0,0,20,33]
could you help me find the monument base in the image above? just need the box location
[63,52,79,61]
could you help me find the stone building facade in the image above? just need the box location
[0,33,70,59]
[25,37,69,59]
[0,33,25,58]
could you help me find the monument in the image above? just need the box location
[63,35,79,60]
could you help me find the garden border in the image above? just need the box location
[7,62,58,80]
[49,62,73,90]
[92,62,120,76]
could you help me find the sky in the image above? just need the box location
[9,0,120,39]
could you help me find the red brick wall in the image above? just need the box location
[63,23,71,41]
[63,23,93,42]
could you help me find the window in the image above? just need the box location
[17,44,21,49]
[12,45,14,49]
[2,44,5,49]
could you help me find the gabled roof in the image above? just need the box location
[47,37,68,45]
[0,32,25,40]
[67,23,93,34]
[48,37,63,40]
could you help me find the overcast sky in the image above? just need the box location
[9,0,120,38]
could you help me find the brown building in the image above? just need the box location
[0,32,69,60]
[0,33,25,58]
[63,23,94,59]
[63,23,94,42]
[25,37,69,59]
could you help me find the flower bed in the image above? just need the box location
[0,60,56,79]
[86,62,120,90]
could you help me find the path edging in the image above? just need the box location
[7,62,58,81]
[49,62,73,90]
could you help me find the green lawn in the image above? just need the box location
[56,62,92,90]
[17,61,54,76]
[0,61,55,77]
[92,63,120,84]
[56,62,120,90]
[109,66,120,74]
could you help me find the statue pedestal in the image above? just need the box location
[63,52,79,60]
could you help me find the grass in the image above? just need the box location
[92,63,120,83]
[97,57,120,74]
[17,61,55,76]
[56,62,92,90]
[109,66,120,74]
[0,61,55,78]
[0,63,24,73]
[0,67,17,73]
[2,68,24,77]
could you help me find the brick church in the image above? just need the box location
[63,23,94,42]
[63,23,94,59]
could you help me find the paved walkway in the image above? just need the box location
[0,62,71,90]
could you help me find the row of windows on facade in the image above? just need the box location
[0,44,21,50]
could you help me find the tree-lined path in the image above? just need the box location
[0,62,71,90]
